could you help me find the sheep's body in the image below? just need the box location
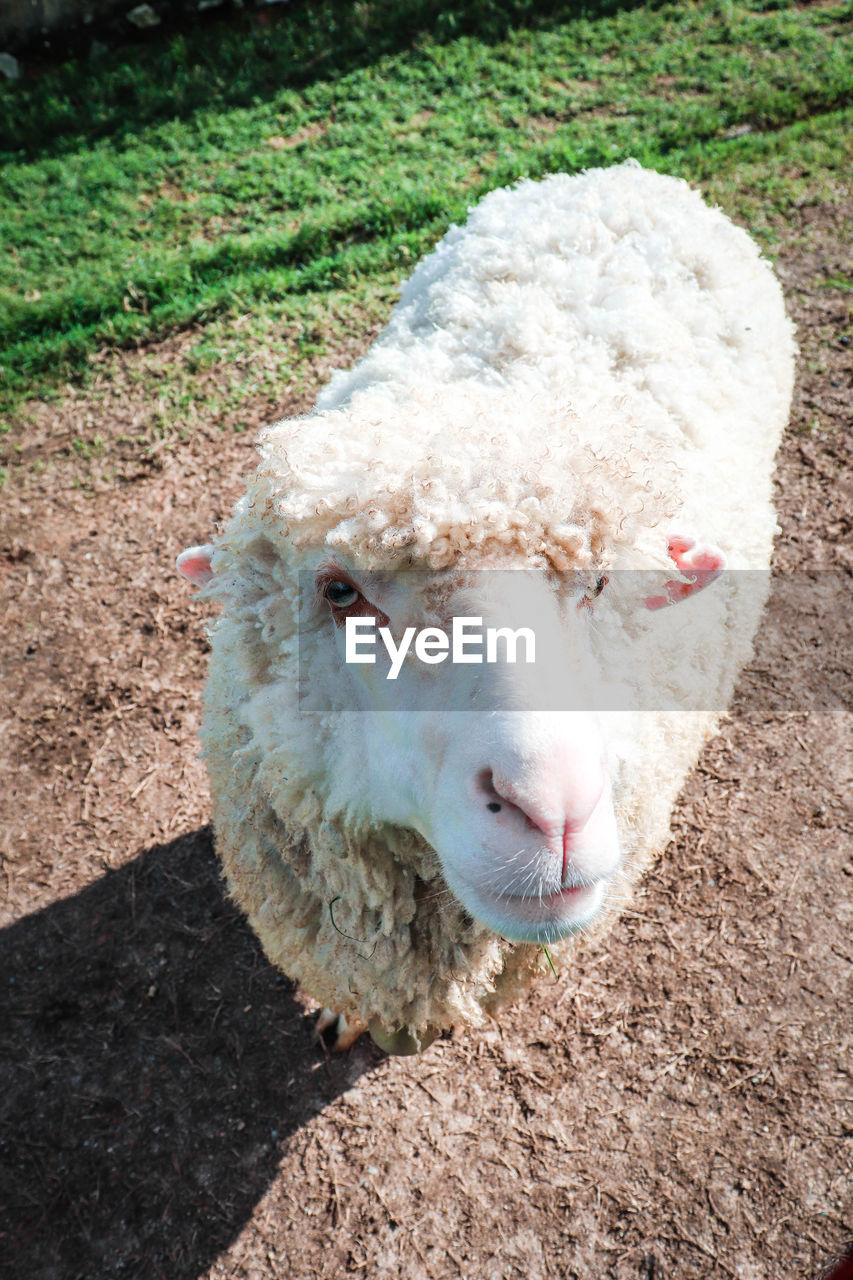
[196,163,795,1047]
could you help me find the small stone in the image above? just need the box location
[0,52,21,80]
[723,123,753,140]
[127,4,160,27]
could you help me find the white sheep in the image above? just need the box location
[179,161,795,1054]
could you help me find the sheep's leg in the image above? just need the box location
[314,1007,365,1051]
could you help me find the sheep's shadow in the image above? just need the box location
[0,828,382,1280]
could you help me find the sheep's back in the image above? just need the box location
[317,162,794,566]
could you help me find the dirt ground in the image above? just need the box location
[1,197,851,1280]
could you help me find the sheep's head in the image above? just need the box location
[182,549,723,949]
[304,560,624,945]
[179,389,726,946]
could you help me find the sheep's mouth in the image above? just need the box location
[454,875,608,944]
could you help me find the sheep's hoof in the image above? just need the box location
[367,1018,440,1056]
[314,1008,365,1051]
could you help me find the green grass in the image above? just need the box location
[1,0,851,421]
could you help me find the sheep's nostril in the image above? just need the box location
[477,768,537,827]
[477,769,504,812]
[477,767,499,797]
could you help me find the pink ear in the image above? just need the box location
[643,536,726,611]
[176,544,215,586]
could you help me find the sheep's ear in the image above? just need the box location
[643,535,726,611]
[177,544,215,586]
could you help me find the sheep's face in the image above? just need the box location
[178,534,725,947]
[300,561,624,945]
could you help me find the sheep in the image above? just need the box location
[178,161,795,1054]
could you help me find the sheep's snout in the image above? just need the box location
[428,715,622,943]
[471,756,618,886]
[475,753,604,848]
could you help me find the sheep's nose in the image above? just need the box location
[475,758,605,846]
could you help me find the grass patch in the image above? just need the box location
[1,0,851,420]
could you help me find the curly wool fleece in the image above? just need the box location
[199,162,795,1042]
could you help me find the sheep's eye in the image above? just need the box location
[578,574,609,612]
[324,579,361,609]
